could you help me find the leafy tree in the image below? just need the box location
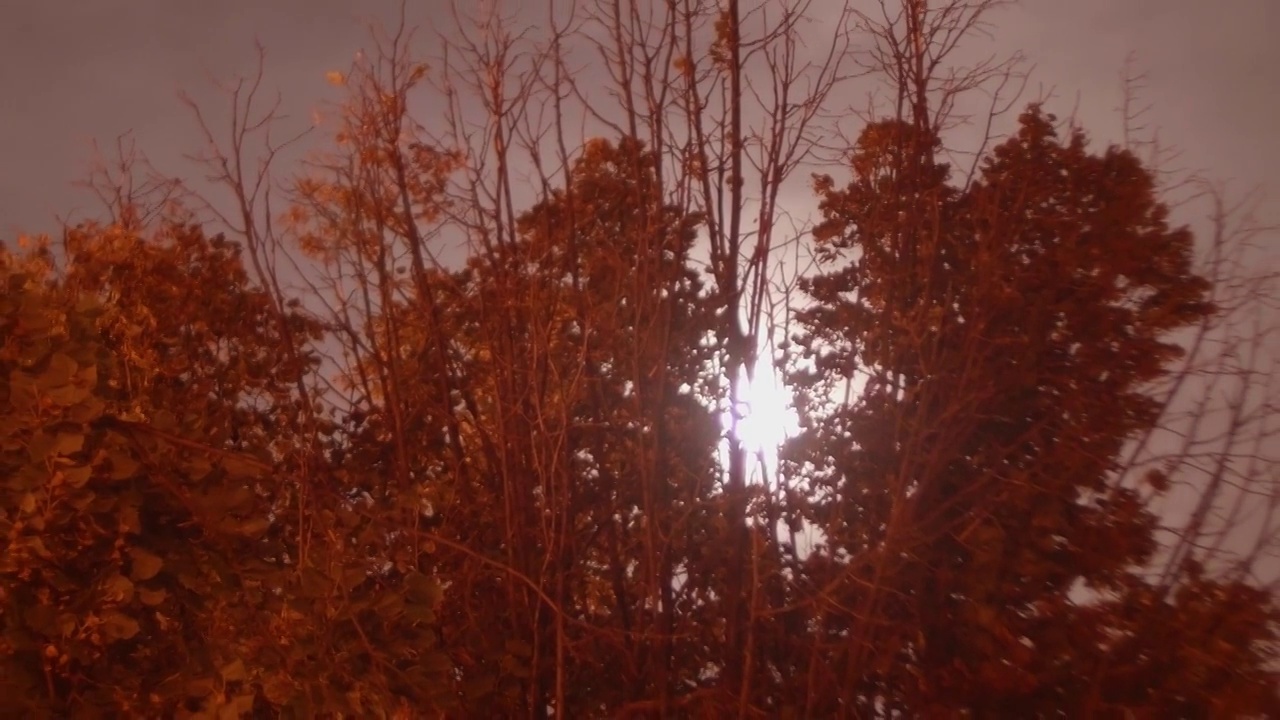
[781,107,1278,715]
[0,237,277,717]
[471,136,723,713]
[0,225,451,717]
[301,129,728,715]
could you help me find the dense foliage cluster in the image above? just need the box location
[2,2,1276,717]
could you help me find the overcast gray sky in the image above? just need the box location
[0,0,1275,238]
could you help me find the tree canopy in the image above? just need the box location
[2,2,1277,717]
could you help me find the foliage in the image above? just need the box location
[0,228,450,718]
[2,2,1277,716]
[780,108,1277,715]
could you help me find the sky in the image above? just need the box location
[0,0,1276,238]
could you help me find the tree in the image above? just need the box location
[0,224,452,718]
[0,232,290,716]
[781,106,1278,715]
[476,136,723,714]
[293,105,730,711]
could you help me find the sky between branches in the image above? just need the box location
[0,0,1276,241]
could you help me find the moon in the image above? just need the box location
[724,357,800,482]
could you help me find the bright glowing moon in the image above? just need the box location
[722,357,801,482]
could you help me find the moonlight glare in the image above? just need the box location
[722,354,801,483]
